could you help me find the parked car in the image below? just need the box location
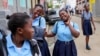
[45,9,60,25]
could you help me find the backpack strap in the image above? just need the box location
[29,39,40,56]
[0,39,5,56]
[55,21,59,35]
[2,36,8,56]
[39,17,41,27]
[0,29,8,56]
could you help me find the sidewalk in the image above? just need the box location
[94,17,100,22]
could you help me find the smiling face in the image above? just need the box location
[59,10,69,22]
[36,6,43,15]
[33,8,39,19]
[32,6,44,19]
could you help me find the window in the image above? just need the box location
[8,0,13,6]
[27,0,31,8]
[20,0,26,7]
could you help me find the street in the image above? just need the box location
[0,0,100,56]
[46,16,100,56]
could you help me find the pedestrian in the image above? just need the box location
[81,4,96,50]
[45,9,80,56]
[32,4,50,56]
[0,13,41,56]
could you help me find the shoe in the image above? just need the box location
[86,45,91,50]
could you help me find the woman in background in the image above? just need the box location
[81,4,96,50]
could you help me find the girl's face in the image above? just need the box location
[85,5,90,11]
[33,8,39,18]
[18,18,34,40]
[33,6,43,18]
[59,10,69,22]
[36,6,43,16]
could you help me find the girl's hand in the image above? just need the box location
[65,17,70,26]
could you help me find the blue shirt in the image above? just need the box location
[81,11,92,20]
[32,16,46,29]
[6,34,32,56]
[52,21,79,41]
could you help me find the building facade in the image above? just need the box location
[0,0,39,14]
[76,0,100,17]
[76,0,86,14]
[93,0,100,17]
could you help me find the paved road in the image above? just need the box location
[46,16,100,56]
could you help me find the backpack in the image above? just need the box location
[33,17,45,41]
[0,29,40,56]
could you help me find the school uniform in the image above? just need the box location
[6,34,32,56]
[32,16,50,56]
[52,21,80,56]
[5,34,42,56]
[81,11,93,36]
[32,16,46,29]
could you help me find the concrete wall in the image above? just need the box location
[91,0,100,17]
[94,0,100,17]
[0,0,3,9]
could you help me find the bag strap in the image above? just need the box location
[0,39,4,56]
[2,36,8,56]
[29,40,39,56]
[0,29,8,56]
[55,21,58,34]
[39,17,41,27]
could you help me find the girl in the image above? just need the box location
[1,13,41,56]
[46,9,80,56]
[32,4,50,56]
[81,4,96,50]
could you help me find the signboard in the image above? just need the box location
[89,0,96,12]
[90,0,96,4]
[89,4,92,12]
